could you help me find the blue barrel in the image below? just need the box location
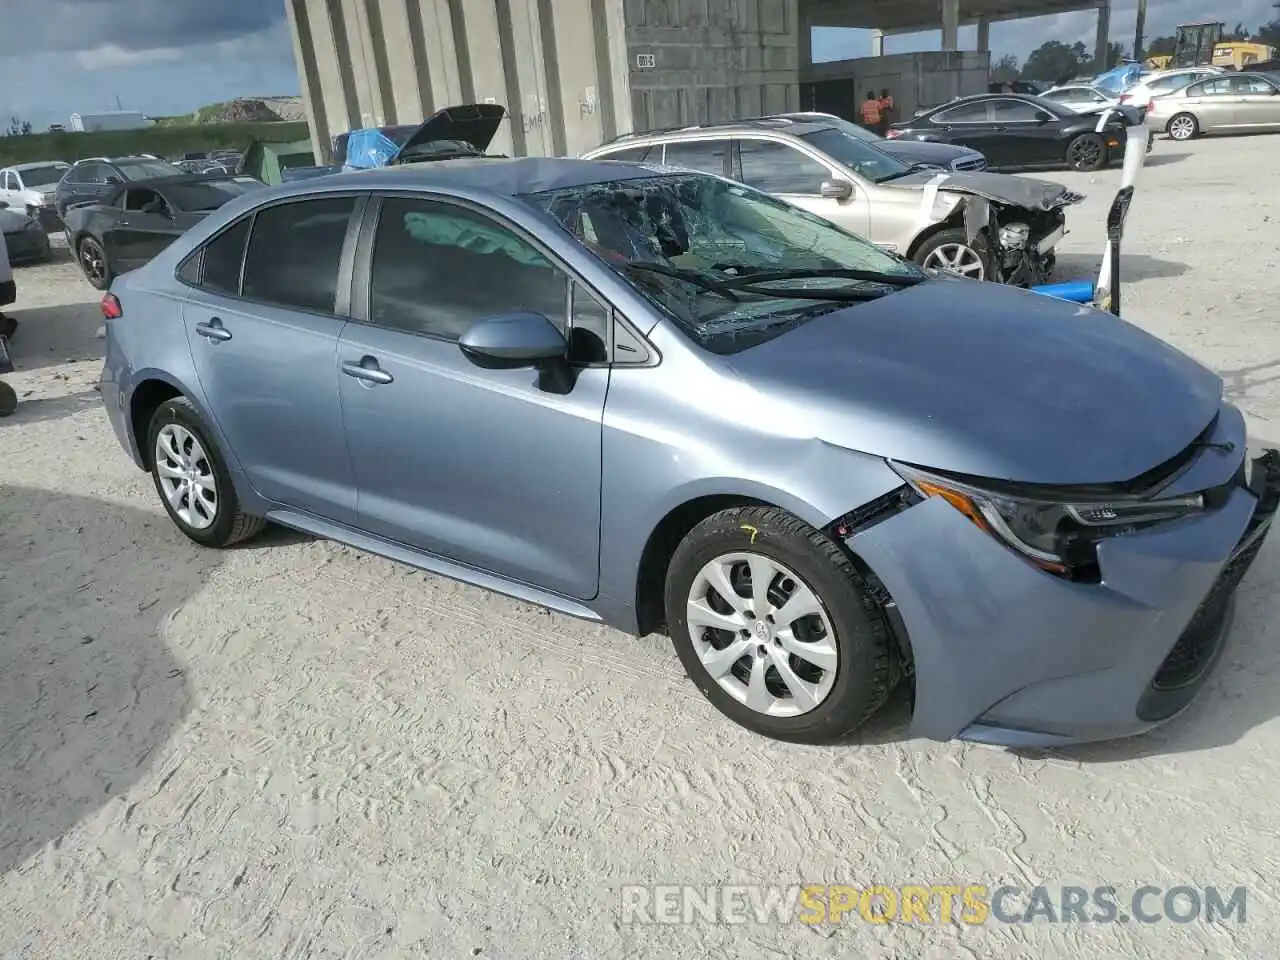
[1030,280,1094,304]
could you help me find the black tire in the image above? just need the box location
[912,227,990,281]
[0,313,16,339]
[147,396,266,548]
[0,379,16,417]
[77,236,113,290]
[663,505,898,743]
[1167,112,1199,142]
[1066,132,1107,172]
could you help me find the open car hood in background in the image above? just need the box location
[390,103,507,163]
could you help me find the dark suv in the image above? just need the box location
[54,156,186,220]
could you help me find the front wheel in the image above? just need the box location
[913,227,989,281]
[147,396,266,548]
[77,236,113,290]
[1167,112,1199,142]
[663,506,898,743]
[0,379,16,417]
[1066,132,1107,171]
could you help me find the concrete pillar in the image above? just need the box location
[976,17,990,52]
[1094,0,1111,68]
[870,29,884,57]
[941,0,959,51]
[800,19,813,67]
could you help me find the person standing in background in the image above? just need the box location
[878,89,895,134]
[859,91,882,131]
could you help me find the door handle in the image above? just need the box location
[341,356,394,385]
[195,317,231,342]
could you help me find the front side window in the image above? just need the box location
[991,99,1042,121]
[525,172,924,354]
[737,139,830,194]
[242,197,355,313]
[368,196,568,344]
[1233,75,1278,94]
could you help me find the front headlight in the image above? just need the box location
[892,462,1205,576]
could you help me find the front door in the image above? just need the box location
[1230,74,1280,129]
[986,98,1061,165]
[336,195,608,600]
[180,196,361,523]
[110,189,182,270]
[733,137,874,244]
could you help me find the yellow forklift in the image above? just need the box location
[1149,21,1277,71]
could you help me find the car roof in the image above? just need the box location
[596,117,835,147]
[115,173,245,190]
[243,157,671,201]
[5,160,70,171]
[73,155,170,166]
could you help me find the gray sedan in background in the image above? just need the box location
[1150,72,1280,140]
[99,157,1279,748]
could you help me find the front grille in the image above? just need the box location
[954,157,986,171]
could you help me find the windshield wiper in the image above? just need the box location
[718,267,925,289]
[876,163,941,182]
[622,262,742,301]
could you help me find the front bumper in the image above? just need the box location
[847,425,1280,747]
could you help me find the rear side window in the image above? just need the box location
[198,218,252,294]
[934,102,989,122]
[241,197,355,313]
[661,140,728,175]
[597,145,653,163]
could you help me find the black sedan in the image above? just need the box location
[887,94,1132,172]
[63,174,261,289]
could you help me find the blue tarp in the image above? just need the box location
[1094,62,1143,92]
[344,128,402,169]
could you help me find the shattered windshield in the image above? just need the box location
[523,172,924,351]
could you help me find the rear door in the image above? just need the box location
[178,195,362,523]
[926,100,1000,159]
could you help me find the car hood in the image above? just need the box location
[722,278,1222,485]
[876,169,1083,210]
[877,139,982,165]
[390,103,507,162]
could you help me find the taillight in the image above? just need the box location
[101,293,122,319]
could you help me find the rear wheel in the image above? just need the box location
[147,396,266,547]
[663,506,898,743]
[0,380,16,417]
[77,236,113,290]
[1066,132,1107,171]
[1167,112,1199,141]
[913,227,988,280]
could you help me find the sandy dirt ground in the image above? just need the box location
[1,136,1279,959]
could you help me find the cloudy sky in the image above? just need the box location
[1,0,1278,128]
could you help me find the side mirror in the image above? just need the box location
[820,179,854,201]
[459,311,567,369]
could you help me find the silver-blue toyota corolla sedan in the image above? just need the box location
[98,156,1280,748]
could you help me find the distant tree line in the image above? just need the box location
[989,18,1280,84]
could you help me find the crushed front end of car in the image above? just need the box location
[837,408,1280,748]
[940,173,1084,287]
